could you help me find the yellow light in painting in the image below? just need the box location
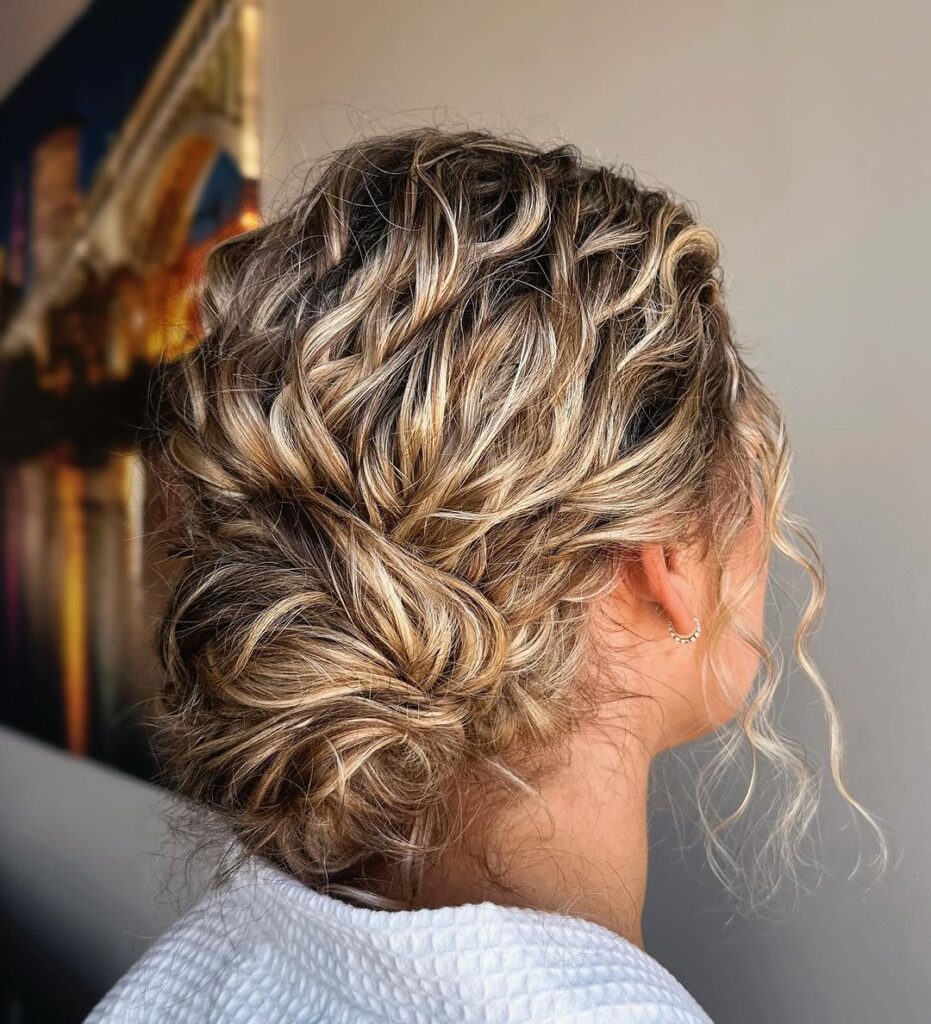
[58,463,89,755]
[239,0,262,180]
[239,209,261,231]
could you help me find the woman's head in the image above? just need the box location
[155,128,870,907]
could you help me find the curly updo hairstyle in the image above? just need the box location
[155,129,881,908]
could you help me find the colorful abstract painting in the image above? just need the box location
[0,0,261,777]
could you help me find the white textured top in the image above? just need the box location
[86,854,713,1023]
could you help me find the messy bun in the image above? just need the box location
[155,129,876,907]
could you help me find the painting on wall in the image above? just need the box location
[0,0,261,778]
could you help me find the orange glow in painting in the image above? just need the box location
[57,463,89,755]
[0,0,262,774]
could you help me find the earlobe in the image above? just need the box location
[637,544,697,640]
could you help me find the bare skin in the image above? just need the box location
[416,510,769,948]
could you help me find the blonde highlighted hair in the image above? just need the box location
[155,128,883,907]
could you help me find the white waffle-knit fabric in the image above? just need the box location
[85,854,713,1023]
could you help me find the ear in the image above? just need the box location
[635,544,697,639]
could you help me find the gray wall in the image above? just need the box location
[1,1,929,1022]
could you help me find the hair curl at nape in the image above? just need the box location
[152,127,885,910]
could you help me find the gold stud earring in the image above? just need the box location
[668,617,701,644]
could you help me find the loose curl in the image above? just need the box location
[154,128,883,908]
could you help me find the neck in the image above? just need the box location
[414,711,655,949]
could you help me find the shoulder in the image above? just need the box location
[83,882,267,1023]
[84,858,713,1024]
[473,905,713,1023]
[83,860,321,1023]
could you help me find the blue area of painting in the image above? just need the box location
[0,0,192,255]
[189,152,244,247]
